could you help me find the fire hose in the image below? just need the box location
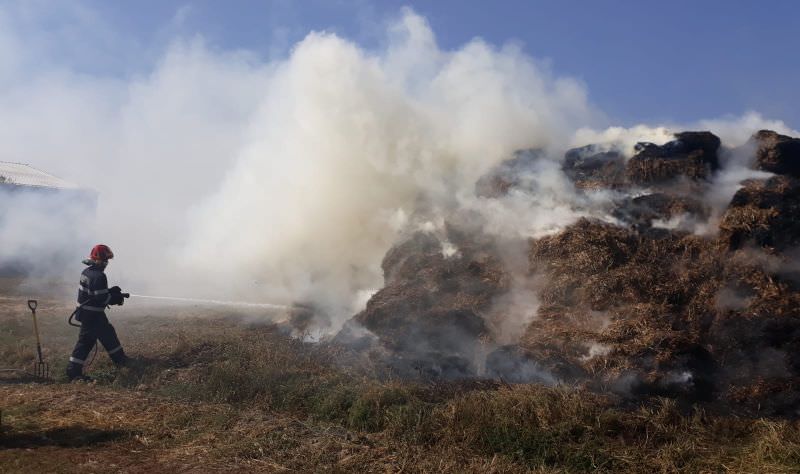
[67,292,130,327]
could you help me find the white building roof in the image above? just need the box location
[0,162,80,189]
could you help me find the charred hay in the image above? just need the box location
[559,132,721,190]
[562,145,627,190]
[353,228,510,379]
[612,192,710,231]
[719,175,800,251]
[343,129,800,416]
[526,215,800,414]
[751,129,800,177]
[626,131,721,185]
[474,149,544,198]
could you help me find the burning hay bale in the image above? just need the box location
[562,145,627,190]
[522,209,800,413]
[474,148,544,198]
[561,130,721,191]
[524,219,724,399]
[340,128,800,415]
[719,131,800,251]
[751,129,800,177]
[705,248,800,415]
[528,219,639,287]
[626,131,721,185]
[612,192,710,232]
[718,175,800,251]
[353,227,510,378]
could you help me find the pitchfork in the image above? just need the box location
[28,300,49,379]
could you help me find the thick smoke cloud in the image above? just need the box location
[0,4,797,332]
[163,9,601,323]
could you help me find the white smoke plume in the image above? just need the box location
[0,4,797,332]
[0,187,95,276]
[178,9,600,324]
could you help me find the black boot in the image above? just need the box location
[110,348,129,367]
[66,361,92,382]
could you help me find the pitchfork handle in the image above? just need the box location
[27,300,44,363]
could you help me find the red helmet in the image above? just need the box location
[89,244,114,262]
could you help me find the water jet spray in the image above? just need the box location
[128,294,293,310]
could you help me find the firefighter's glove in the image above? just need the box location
[109,286,125,306]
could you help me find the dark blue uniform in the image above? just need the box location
[66,263,127,379]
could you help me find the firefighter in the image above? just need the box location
[65,244,129,381]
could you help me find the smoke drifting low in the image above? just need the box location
[0,186,95,276]
[0,6,797,333]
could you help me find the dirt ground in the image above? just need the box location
[2,276,800,473]
[2,384,508,473]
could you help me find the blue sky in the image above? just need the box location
[75,0,800,128]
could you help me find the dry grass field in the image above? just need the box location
[1,277,799,473]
